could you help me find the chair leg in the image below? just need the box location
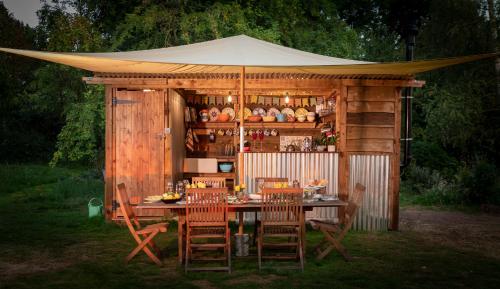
[185,233,190,273]
[127,231,162,266]
[298,235,304,272]
[321,228,352,261]
[257,234,262,271]
[227,234,232,274]
[253,212,258,246]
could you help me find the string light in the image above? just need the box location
[227,91,232,103]
[285,92,289,104]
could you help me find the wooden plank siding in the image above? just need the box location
[345,86,396,154]
[113,90,165,217]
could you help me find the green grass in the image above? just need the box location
[0,164,499,289]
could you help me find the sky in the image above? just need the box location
[3,0,44,27]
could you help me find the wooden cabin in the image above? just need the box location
[1,35,492,230]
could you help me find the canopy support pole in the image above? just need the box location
[238,66,246,235]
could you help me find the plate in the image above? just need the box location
[221,107,235,121]
[208,107,221,121]
[271,129,279,136]
[244,108,252,120]
[267,107,280,117]
[281,107,295,117]
[252,107,266,117]
[295,107,309,117]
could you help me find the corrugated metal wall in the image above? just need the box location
[243,153,339,221]
[349,154,390,231]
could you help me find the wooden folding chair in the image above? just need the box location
[253,177,288,245]
[185,188,231,273]
[258,188,304,272]
[191,177,226,188]
[116,183,169,266]
[309,183,366,261]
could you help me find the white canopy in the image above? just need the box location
[0,35,497,75]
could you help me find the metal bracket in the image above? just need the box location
[112,97,140,105]
[112,200,119,211]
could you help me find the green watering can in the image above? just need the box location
[88,198,103,218]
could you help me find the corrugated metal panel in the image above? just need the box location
[349,154,390,231]
[243,153,339,222]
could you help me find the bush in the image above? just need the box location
[456,161,498,204]
[401,164,463,205]
[412,141,458,176]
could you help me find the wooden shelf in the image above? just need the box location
[243,122,318,129]
[183,172,236,178]
[191,122,236,129]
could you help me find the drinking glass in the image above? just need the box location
[258,130,264,151]
[252,131,257,151]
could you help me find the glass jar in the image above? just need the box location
[176,181,185,198]
[166,182,174,193]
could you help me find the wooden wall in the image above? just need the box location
[345,87,396,153]
[342,85,401,230]
[167,89,186,184]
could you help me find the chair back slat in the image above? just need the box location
[116,183,141,238]
[261,188,303,225]
[186,188,228,225]
[345,183,366,222]
[192,177,226,188]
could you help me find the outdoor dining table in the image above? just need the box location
[137,198,347,264]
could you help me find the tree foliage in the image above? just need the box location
[0,0,498,203]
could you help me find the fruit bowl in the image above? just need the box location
[262,116,276,122]
[219,162,233,172]
[161,197,181,204]
[247,115,262,122]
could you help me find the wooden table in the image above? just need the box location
[137,199,347,264]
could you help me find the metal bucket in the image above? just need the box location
[234,233,249,257]
[88,198,103,218]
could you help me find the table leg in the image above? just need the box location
[238,211,244,235]
[301,212,307,255]
[178,214,185,264]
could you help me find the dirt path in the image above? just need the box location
[400,207,500,259]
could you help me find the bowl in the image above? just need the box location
[297,115,306,122]
[219,162,233,172]
[247,115,262,122]
[262,116,276,122]
[276,113,287,122]
[307,115,315,122]
[218,113,230,122]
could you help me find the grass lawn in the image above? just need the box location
[0,164,499,289]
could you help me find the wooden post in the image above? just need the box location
[238,66,245,235]
[390,88,402,230]
[104,85,114,221]
[337,85,348,223]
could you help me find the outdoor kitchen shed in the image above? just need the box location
[1,35,494,230]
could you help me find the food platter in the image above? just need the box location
[295,107,309,117]
[281,107,295,117]
[252,107,266,117]
[267,107,280,117]
[208,107,221,121]
[221,107,235,121]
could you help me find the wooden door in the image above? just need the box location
[114,89,165,217]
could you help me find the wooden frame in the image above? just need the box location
[258,188,304,272]
[184,188,231,273]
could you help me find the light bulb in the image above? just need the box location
[227,92,232,103]
[285,92,289,104]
